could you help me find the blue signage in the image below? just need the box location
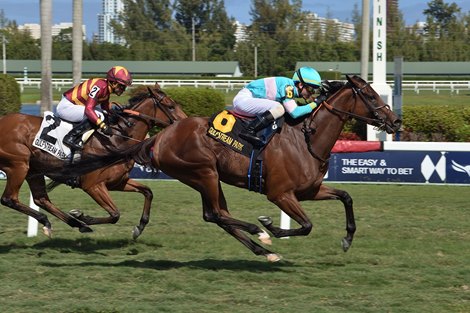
[1,151,468,185]
[324,151,470,184]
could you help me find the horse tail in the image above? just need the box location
[50,136,158,179]
[129,135,156,167]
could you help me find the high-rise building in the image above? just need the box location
[18,23,86,40]
[302,13,355,42]
[98,0,124,44]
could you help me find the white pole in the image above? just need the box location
[369,0,393,141]
[280,211,291,239]
[27,193,39,237]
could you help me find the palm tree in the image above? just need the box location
[40,0,52,114]
[72,0,83,85]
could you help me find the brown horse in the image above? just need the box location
[0,83,187,237]
[62,75,401,262]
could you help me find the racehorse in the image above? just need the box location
[61,75,401,262]
[0,83,187,238]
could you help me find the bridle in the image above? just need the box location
[301,80,390,164]
[120,86,179,128]
[322,82,390,128]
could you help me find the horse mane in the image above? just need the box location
[128,85,153,106]
[284,80,346,126]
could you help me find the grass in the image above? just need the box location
[0,180,468,313]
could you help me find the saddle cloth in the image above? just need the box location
[207,110,283,157]
[32,111,74,160]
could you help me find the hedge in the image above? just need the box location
[400,104,470,142]
[340,104,470,142]
[164,87,226,117]
[0,74,21,116]
[128,85,226,118]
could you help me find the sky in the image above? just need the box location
[1,0,470,40]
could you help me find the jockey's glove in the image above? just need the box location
[314,94,327,105]
[99,122,113,136]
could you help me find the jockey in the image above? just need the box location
[233,66,323,146]
[56,66,133,150]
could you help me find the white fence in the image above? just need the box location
[16,78,251,92]
[16,78,470,94]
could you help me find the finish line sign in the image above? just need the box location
[324,151,470,184]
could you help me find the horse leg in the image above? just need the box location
[215,181,272,245]
[189,177,279,262]
[113,179,153,240]
[258,191,313,238]
[26,176,93,233]
[73,183,121,227]
[310,184,356,252]
[1,170,53,237]
[201,194,280,262]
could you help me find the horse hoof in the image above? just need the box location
[266,253,282,262]
[258,230,272,245]
[258,216,273,227]
[132,226,141,240]
[341,238,351,252]
[69,209,84,219]
[79,225,93,233]
[42,226,53,238]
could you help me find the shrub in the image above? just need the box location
[401,104,470,142]
[0,74,21,116]
[165,87,226,117]
[128,85,226,117]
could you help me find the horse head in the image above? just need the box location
[342,75,401,134]
[120,83,188,129]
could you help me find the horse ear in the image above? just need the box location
[345,75,353,84]
[154,82,161,89]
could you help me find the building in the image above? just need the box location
[234,21,248,44]
[98,0,125,44]
[302,13,355,42]
[18,23,86,40]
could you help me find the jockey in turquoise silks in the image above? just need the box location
[233,66,323,146]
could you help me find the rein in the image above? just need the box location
[302,107,329,164]
[120,87,177,128]
[322,83,389,127]
[301,81,389,164]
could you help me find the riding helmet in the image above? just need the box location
[107,66,133,86]
[292,67,322,88]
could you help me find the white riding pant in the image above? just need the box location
[56,96,104,123]
[232,88,285,119]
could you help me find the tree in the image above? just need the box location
[114,0,191,60]
[72,0,83,84]
[40,0,52,114]
[52,27,73,59]
[245,0,306,75]
[424,0,461,38]
[2,23,40,59]
[174,0,236,61]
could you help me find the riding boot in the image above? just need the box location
[239,111,275,146]
[63,120,93,150]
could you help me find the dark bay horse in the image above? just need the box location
[64,75,401,262]
[0,83,187,237]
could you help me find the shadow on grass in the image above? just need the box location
[39,258,296,272]
[0,237,163,255]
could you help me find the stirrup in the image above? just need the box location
[240,133,264,146]
[63,137,83,151]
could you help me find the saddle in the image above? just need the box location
[207,110,284,193]
[33,111,95,161]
